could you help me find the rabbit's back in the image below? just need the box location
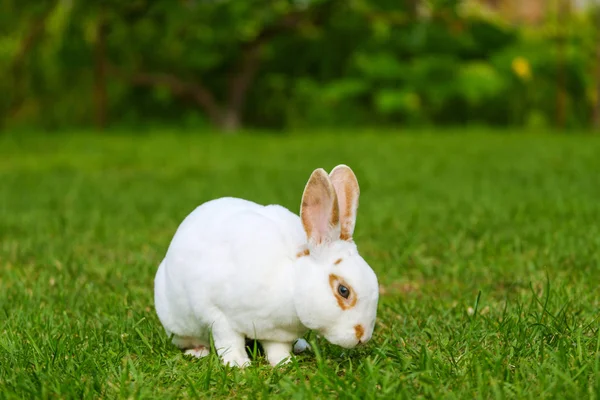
[165,197,304,262]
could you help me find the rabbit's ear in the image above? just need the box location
[329,165,360,241]
[301,168,341,246]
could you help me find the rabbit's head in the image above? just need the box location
[293,165,379,349]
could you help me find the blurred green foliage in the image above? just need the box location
[0,0,598,132]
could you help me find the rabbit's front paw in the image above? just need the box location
[221,351,251,368]
[184,346,210,358]
[262,341,293,367]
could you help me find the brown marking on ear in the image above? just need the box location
[354,324,364,341]
[339,178,355,241]
[334,258,343,265]
[328,273,357,310]
[329,165,360,241]
[343,182,355,220]
[330,196,340,228]
[296,248,310,258]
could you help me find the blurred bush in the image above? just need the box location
[0,0,598,132]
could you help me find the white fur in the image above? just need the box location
[154,166,379,367]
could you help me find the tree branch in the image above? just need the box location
[11,9,52,77]
[8,6,54,119]
[111,2,336,132]
[110,66,223,126]
[226,43,262,126]
[94,8,108,129]
[224,6,332,130]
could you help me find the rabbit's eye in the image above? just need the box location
[338,285,350,299]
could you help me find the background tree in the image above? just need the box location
[0,0,598,132]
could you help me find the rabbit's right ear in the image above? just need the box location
[301,168,341,247]
[329,165,360,241]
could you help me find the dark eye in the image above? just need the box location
[338,284,350,299]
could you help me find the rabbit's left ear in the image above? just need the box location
[301,168,341,246]
[329,165,360,241]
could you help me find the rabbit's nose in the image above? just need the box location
[354,324,365,342]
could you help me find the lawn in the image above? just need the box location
[1,129,599,399]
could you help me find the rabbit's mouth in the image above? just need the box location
[320,330,362,349]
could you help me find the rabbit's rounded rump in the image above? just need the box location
[154,166,380,367]
[155,199,308,346]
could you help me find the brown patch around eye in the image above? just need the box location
[296,248,310,258]
[334,258,343,265]
[328,274,357,310]
[354,324,364,340]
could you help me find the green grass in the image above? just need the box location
[1,129,600,399]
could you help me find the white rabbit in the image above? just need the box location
[154,165,379,367]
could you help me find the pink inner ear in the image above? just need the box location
[336,191,350,220]
[301,169,340,245]
[311,205,333,244]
